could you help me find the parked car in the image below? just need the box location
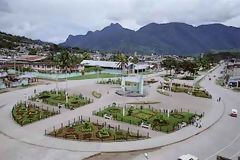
[178,154,198,160]
[230,109,238,117]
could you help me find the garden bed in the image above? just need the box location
[48,121,147,142]
[171,86,212,99]
[12,102,58,126]
[32,90,92,109]
[95,104,200,133]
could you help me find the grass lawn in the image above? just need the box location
[67,73,118,80]
[95,105,199,133]
[33,90,92,109]
[48,121,146,141]
[12,103,57,126]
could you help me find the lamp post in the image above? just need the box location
[191,68,198,94]
[169,77,173,92]
[65,71,68,91]
[24,93,28,107]
[55,70,58,95]
[96,65,100,93]
[65,92,68,104]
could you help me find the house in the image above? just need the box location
[228,76,240,88]
[16,55,47,62]
[225,59,240,88]
[0,72,7,89]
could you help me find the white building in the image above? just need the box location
[81,60,151,73]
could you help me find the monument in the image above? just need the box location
[116,75,145,97]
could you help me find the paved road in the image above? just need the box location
[123,65,240,160]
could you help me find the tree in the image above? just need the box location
[54,51,81,73]
[161,57,178,75]
[81,70,85,76]
[128,107,134,116]
[131,56,139,64]
[116,53,128,75]
[48,51,55,61]
[29,49,37,55]
[82,52,91,60]
[94,66,103,75]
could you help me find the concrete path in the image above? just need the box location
[0,72,221,159]
[115,65,240,160]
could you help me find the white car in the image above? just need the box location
[178,154,198,160]
[230,109,238,117]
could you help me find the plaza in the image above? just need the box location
[0,65,231,160]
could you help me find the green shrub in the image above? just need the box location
[92,91,101,98]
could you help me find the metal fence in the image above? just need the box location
[44,114,149,142]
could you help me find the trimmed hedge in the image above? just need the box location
[92,91,102,98]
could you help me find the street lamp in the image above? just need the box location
[169,77,173,92]
[55,69,58,95]
[65,92,68,104]
[65,71,68,91]
[191,67,198,94]
[96,65,100,93]
[24,93,28,107]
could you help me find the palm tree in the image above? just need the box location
[54,52,82,90]
[54,51,81,73]
[116,53,128,76]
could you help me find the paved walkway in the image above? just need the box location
[0,70,223,159]
[28,100,69,113]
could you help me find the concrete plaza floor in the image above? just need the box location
[0,71,222,160]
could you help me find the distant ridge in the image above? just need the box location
[61,22,240,55]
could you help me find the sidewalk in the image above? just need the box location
[27,100,69,113]
[0,70,225,153]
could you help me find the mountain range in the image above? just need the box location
[61,22,240,55]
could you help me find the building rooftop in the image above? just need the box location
[81,60,120,68]
[81,60,150,70]
[16,55,47,62]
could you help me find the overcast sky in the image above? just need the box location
[1,0,240,44]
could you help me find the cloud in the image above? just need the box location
[0,0,240,43]
[0,0,11,13]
